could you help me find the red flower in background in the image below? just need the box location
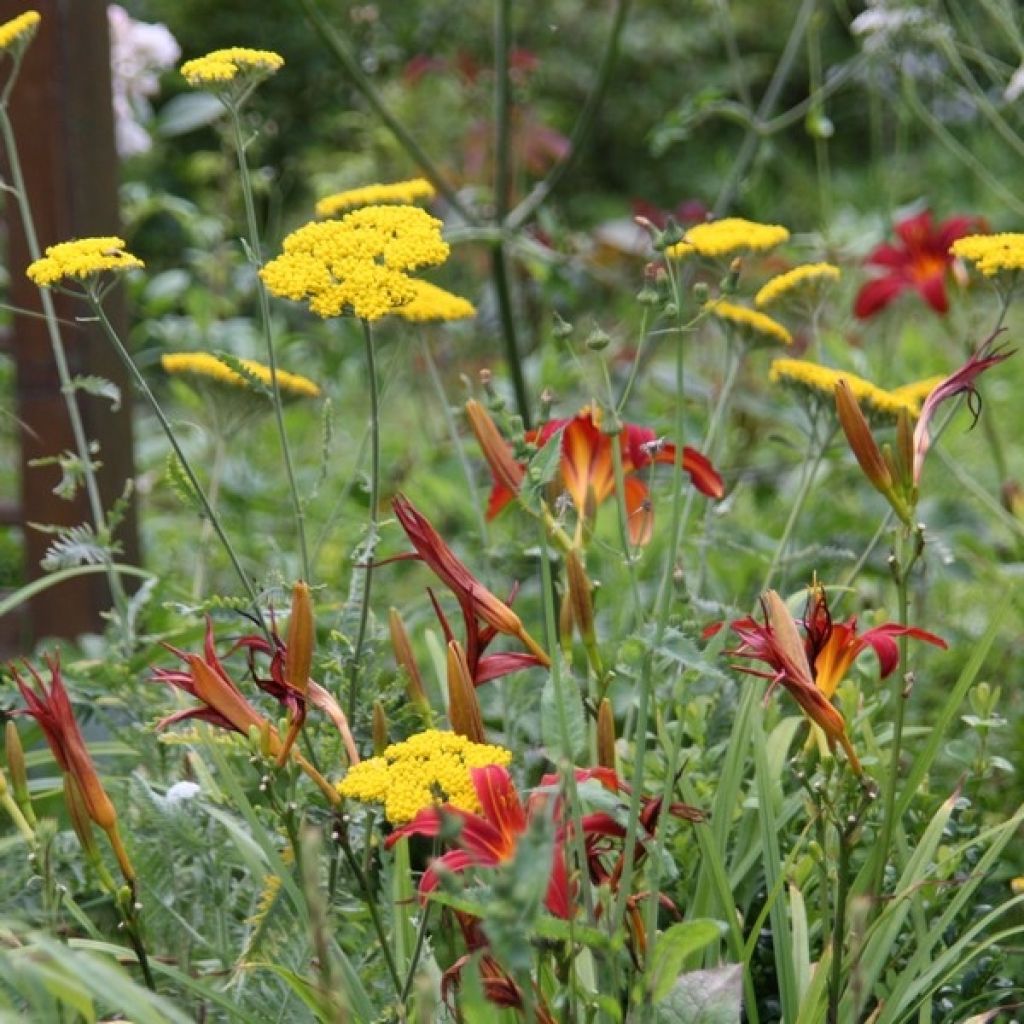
[854,210,982,318]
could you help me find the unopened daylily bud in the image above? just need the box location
[63,774,101,860]
[465,399,525,498]
[446,641,485,744]
[1003,480,1024,520]
[597,698,616,770]
[566,549,595,645]
[388,607,428,707]
[285,581,314,694]
[895,407,915,490]
[559,588,574,655]
[372,701,389,755]
[835,380,894,494]
[5,721,35,826]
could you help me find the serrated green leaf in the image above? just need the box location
[72,374,121,411]
[648,919,726,1002]
[655,963,742,1024]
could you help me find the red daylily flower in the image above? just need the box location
[485,405,724,546]
[12,655,134,881]
[913,332,1014,483]
[391,494,550,680]
[854,210,981,318]
[386,764,572,918]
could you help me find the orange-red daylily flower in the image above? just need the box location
[727,587,947,773]
[854,210,982,318]
[484,404,724,545]
[391,494,550,680]
[12,655,135,881]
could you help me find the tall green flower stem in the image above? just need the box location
[84,289,265,627]
[191,433,227,600]
[871,524,924,903]
[226,102,310,583]
[0,106,131,647]
[347,319,381,721]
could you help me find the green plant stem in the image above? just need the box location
[191,433,227,600]
[227,103,311,583]
[0,106,131,645]
[296,0,475,224]
[347,319,381,721]
[828,821,852,1024]
[84,290,265,626]
[491,244,531,427]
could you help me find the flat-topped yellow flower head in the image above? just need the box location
[705,299,792,347]
[0,10,40,53]
[668,217,790,260]
[888,375,943,411]
[180,47,284,90]
[161,352,320,399]
[316,178,436,218]
[27,236,143,288]
[336,729,512,823]
[770,358,922,421]
[950,233,1024,277]
[393,279,475,323]
[755,263,840,309]
[260,204,450,320]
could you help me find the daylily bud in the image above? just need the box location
[372,701,389,755]
[835,380,897,496]
[285,581,313,694]
[465,399,525,498]
[446,640,485,744]
[566,549,595,646]
[559,588,574,655]
[597,698,616,770]
[5,721,35,826]
[895,407,915,492]
[388,607,429,708]
[63,774,100,860]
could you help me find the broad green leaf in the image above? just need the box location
[648,919,726,1002]
[655,964,742,1024]
[156,92,225,135]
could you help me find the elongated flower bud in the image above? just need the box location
[566,549,595,645]
[596,698,616,770]
[835,380,893,496]
[372,701,389,755]
[388,607,428,707]
[63,774,101,860]
[446,640,485,744]
[285,581,314,694]
[5,721,35,826]
[465,399,525,497]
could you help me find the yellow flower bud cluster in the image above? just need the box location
[668,217,790,260]
[316,178,436,218]
[769,358,933,420]
[950,233,1024,276]
[161,352,321,399]
[26,236,144,288]
[755,263,840,308]
[393,280,476,323]
[0,10,40,51]
[336,729,511,823]
[705,299,792,347]
[180,47,284,88]
[260,205,450,321]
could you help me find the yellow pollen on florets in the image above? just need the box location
[161,352,321,399]
[393,280,476,323]
[950,232,1024,276]
[770,358,921,420]
[888,375,944,410]
[316,178,436,218]
[0,11,40,50]
[705,299,792,346]
[755,263,840,308]
[336,729,512,824]
[667,217,790,260]
[260,205,450,321]
[180,47,284,88]
[26,236,144,288]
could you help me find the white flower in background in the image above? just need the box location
[1005,64,1024,103]
[164,780,201,806]
[108,4,180,158]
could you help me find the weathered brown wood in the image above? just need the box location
[2,0,139,643]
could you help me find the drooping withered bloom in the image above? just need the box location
[389,494,550,684]
[726,586,946,774]
[11,655,136,883]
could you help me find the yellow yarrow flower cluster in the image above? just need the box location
[336,729,512,824]
[0,10,40,51]
[769,358,923,420]
[161,352,321,399]
[888,375,943,410]
[705,299,792,346]
[668,217,790,260]
[180,47,284,88]
[316,178,436,218]
[755,263,840,308]
[26,236,143,288]
[393,280,476,323]
[950,233,1024,276]
[260,205,450,320]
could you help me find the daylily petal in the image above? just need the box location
[474,651,547,684]
[854,275,908,318]
[471,765,527,844]
[915,271,949,314]
[858,622,947,677]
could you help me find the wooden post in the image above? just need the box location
[2,0,139,644]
